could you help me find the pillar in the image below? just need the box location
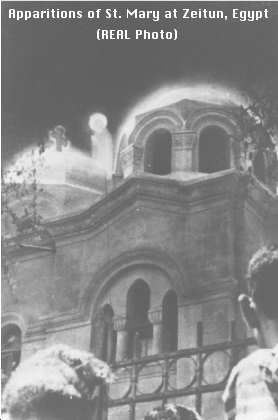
[120,144,144,177]
[148,309,163,355]
[113,317,128,361]
[171,130,197,172]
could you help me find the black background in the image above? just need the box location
[2,1,278,159]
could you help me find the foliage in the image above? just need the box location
[2,144,46,237]
[236,86,278,189]
[238,87,278,150]
[1,136,57,301]
[2,125,69,238]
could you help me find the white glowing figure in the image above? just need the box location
[89,113,108,134]
[89,113,113,179]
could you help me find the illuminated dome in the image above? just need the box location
[114,86,243,180]
[4,140,107,225]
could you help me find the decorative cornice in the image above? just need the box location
[172,130,197,149]
[1,306,90,341]
[5,171,244,256]
[24,312,90,338]
[148,309,163,325]
[113,316,127,331]
[23,277,239,339]
[4,172,277,261]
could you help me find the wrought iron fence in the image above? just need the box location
[106,323,255,420]
[0,324,256,419]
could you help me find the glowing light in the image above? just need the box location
[89,113,113,178]
[89,113,108,133]
[114,82,249,166]
[5,142,105,187]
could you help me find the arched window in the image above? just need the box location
[126,280,152,359]
[162,291,178,352]
[144,129,172,175]
[91,304,116,363]
[199,126,230,173]
[253,150,267,183]
[1,324,21,387]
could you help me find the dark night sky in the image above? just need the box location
[2,1,278,159]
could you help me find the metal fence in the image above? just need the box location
[0,324,256,420]
[106,323,255,420]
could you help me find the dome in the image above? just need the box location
[3,141,107,229]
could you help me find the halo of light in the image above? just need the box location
[117,82,248,142]
[113,82,249,172]
[89,113,108,133]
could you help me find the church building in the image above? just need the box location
[2,96,278,419]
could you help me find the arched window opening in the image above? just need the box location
[162,291,178,352]
[253,150,266,184]
[144,129,172,175]
[199,126,230,173]
[91,304,116,363]
[126,280,152,359]
[1,324,21,387]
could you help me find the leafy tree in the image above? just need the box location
[2,144,45,236]
[1,131,59,300]
[237,85,278,190]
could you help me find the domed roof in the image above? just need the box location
[4,139,107,225]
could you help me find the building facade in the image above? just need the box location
[2,98,278,420]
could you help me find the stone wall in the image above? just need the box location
[3,173,244,348]
[2,171,278,420]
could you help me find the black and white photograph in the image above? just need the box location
[1,1,278,419]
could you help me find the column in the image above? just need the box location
[171,130,197,172]
[113,316,128,362]
[120,144,144,177]
[148,309,163,355]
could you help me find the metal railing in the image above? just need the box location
[106,323,255,419]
